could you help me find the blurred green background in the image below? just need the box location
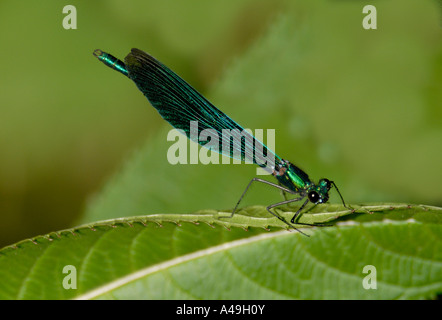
[0,0,441,248]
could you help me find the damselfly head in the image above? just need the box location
[307,178,332,204]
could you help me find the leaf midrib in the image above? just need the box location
[75,230,291,300]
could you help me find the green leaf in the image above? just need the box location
[1,204,441,299]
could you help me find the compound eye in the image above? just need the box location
[308,191,320,203]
